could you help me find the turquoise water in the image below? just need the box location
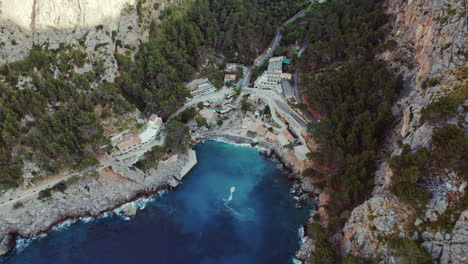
[207,107,223,112]
[1,141,311,264]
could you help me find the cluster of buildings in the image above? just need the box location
[186,78,217,98]
[199,99,236,124]
[224,63,246,86]
[254,56,294,98]
[239,94,313,172]
[111,114,162,154]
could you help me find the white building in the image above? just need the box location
[138,114,162,144]
[225,63,238,73]
[253,56,292,94]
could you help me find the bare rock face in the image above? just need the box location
[0,234,14,256]
[295,237,315,261]
[0,0,168,79]
[0,0,136,32]
[343,0,467,262]
[384,0,466,146]
[0,153,191,256]
[343,195,415,259]
[120,204,139,218]
[421,210,468,264]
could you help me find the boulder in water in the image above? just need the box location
[0,234,15,256]
[120,204,139,218]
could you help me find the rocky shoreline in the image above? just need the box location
[0,151,191,257]
[0,133,318,258]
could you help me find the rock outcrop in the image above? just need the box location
[119,204,139,218]
[0,234,14,256]
[0,0,171,80]
[0,153,191,256]
[343,195,415,259]
[421,210,468,264]
[343,0,467,262]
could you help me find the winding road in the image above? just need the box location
[0,3,315,208]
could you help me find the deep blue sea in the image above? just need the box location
[1,141,311,264]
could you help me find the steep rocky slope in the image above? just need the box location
[342,0,467,263]
[0,0,170,74]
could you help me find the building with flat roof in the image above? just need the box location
[265,132,277,142]
[224,74,236,83]
[225,63,238,73]
[186,78,217,98]
[139,114,162,144]
[267,60,283,73]
[116,135,141,153]
[254,56,292,95]
[281,79,294,99]
[200,108,216,123]
[248,121,268,136]
[241,117,253,129]
[277,129,295,146]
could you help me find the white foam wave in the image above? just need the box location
[298,226,305,244]
[14,233,47,254]
[209,138,267,152]
[292,257,303,264]
[52,219,78,232]
[227,186,236,202]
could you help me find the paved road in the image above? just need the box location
[244,4,312,87]
[172,87,233,117]
[0,4,315,207]
[293,70,301,104]
[244,88,310,129]
[0,124,167,208]
[0,166,98,208]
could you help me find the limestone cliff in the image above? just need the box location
[343,0,467,262]
[0,0,171,75]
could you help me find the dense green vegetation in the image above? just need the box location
[117,0,308,116]
[291,0,402,236]
[388,145,432,211]
[421,94,462,122]
[0,0,306,189]
[389,124,467,214]
[306,223,337,263]
[135,145,167,171]
[432,124,468,173]
[387,237,430,264]
[0,46,112,188]
[343,254,370,264]
[163,120,191,153]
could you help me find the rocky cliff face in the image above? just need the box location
[343,0,467,262]
[0,0,171,78]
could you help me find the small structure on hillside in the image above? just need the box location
[200,108,216,123]
[112,114,163,154]
[116,135,142,154]
[138,114,162,144]
[277,129,295,146]
[224,74,236,84]
[241,117,253,129]
[248,121,268,136]
[225,63,238,73]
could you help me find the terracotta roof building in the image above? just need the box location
[116,135,141,153]
[224,74,236,83]
[277,129,295,146]
[248,121,268,136]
